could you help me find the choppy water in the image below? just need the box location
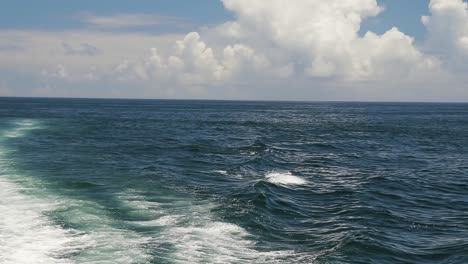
[0,97,467,263]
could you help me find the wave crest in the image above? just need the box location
[265,172,307,186]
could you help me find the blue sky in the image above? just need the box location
[0,0,232,32]
[362,0,429,40]
[0,0,428,38]
[0,0,467,101]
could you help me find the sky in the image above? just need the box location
[0,0,467,101]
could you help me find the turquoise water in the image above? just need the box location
[0,98,467,263]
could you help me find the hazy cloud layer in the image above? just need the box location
[62,42,101,56]
[80,13,187,29]
[1,0,468,101]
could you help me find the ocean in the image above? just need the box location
[0,97,467,263]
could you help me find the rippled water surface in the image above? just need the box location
[0,98,467,263]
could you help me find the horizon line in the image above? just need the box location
[1,95,467,104]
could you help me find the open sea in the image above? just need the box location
[0,97,467,264]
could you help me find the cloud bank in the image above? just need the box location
[1,0,468,101]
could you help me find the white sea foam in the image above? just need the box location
[265,172,307,186]
[122,192,296,263]
[0,178,85,264]
[58,201,153,264]
[0,121,81,264]
[212,170,228,175]
[0,121,153,264]
[138,215,182,226]
[163,220,299,263]
[210,170,244,179]
[0,121,302,263]
[210,170,246,179]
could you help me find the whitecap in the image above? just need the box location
[265,172,307,186]
[212,170,228,175]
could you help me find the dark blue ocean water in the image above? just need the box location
[0,97,467,263]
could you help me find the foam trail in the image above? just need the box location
[161,221,294,263]
[0,178,82,264]
[59,200,152,264]
[265,172,307,186]
[0,120,304,263]
[0,122,83,264]
[0,120,152,263]
[121,191,297,263]
[0,169,152,264]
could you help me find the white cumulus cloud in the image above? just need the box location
[2,0,468,101]
[117,32,292,86]
[422,0,468,71]
[219,0,437,80]
[119,0,438,90]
